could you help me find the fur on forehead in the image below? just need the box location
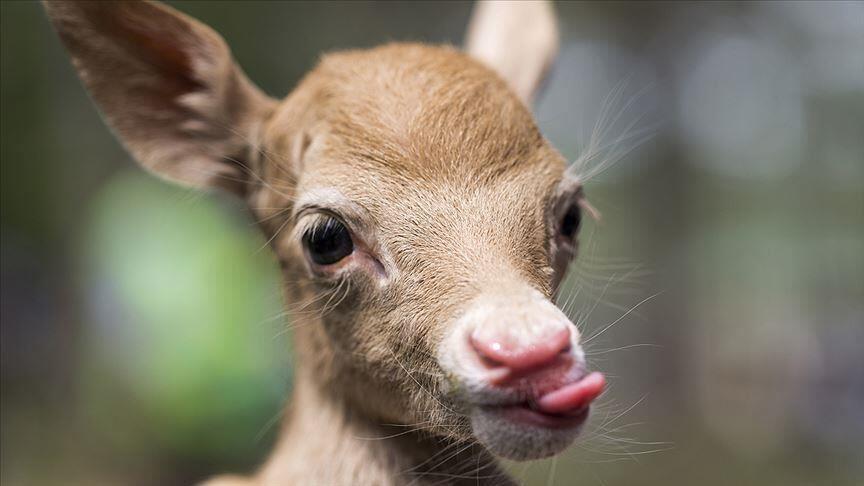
[258,43,570,294]
[264,43,565,186]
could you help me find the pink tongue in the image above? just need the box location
[535,372,606,414]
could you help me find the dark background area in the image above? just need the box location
[2,1,862,485]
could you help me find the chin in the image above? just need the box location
[470,404,590,461]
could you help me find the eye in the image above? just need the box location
[303,217,354,266]
[559,204,582,240]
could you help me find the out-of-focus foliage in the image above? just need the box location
[2,1,862,485]
[80,172,286,457]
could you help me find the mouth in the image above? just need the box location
[466,371,606,461]
[482,402,590,429]
[479,371,605,430]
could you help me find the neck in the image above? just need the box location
[258,363,512,486]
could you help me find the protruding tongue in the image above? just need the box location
[535,372,606,415]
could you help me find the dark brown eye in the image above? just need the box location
[560,204,581,240]
[303,217,354,265]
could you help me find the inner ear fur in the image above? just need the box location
[43,0,277,194]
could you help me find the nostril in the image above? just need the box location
[470,326,572,372]
[560,340,572,354]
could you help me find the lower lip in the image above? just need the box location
[484,403,590,429]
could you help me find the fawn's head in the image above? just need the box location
[46,0,605,460]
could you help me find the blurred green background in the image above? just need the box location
[1,1,862,485]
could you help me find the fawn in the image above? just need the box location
[45,1,607,484]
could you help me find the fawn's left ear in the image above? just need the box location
[43,0,277,194]
[465,0,559,105]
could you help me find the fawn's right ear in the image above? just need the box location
[43,1,277,194]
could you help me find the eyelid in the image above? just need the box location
[292,209,356,252]
[292,188,377,241]
[551,180,600,224]
[549,178,583,222]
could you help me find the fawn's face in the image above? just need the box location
[252,46,601,459]
[46,0,603,461]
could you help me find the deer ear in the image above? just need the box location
[465,0,559,105]
[43,0,277,194]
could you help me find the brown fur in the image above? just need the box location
[44,2,577,484]
[247,45,566,484]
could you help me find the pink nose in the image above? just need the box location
[470,324,572,372]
